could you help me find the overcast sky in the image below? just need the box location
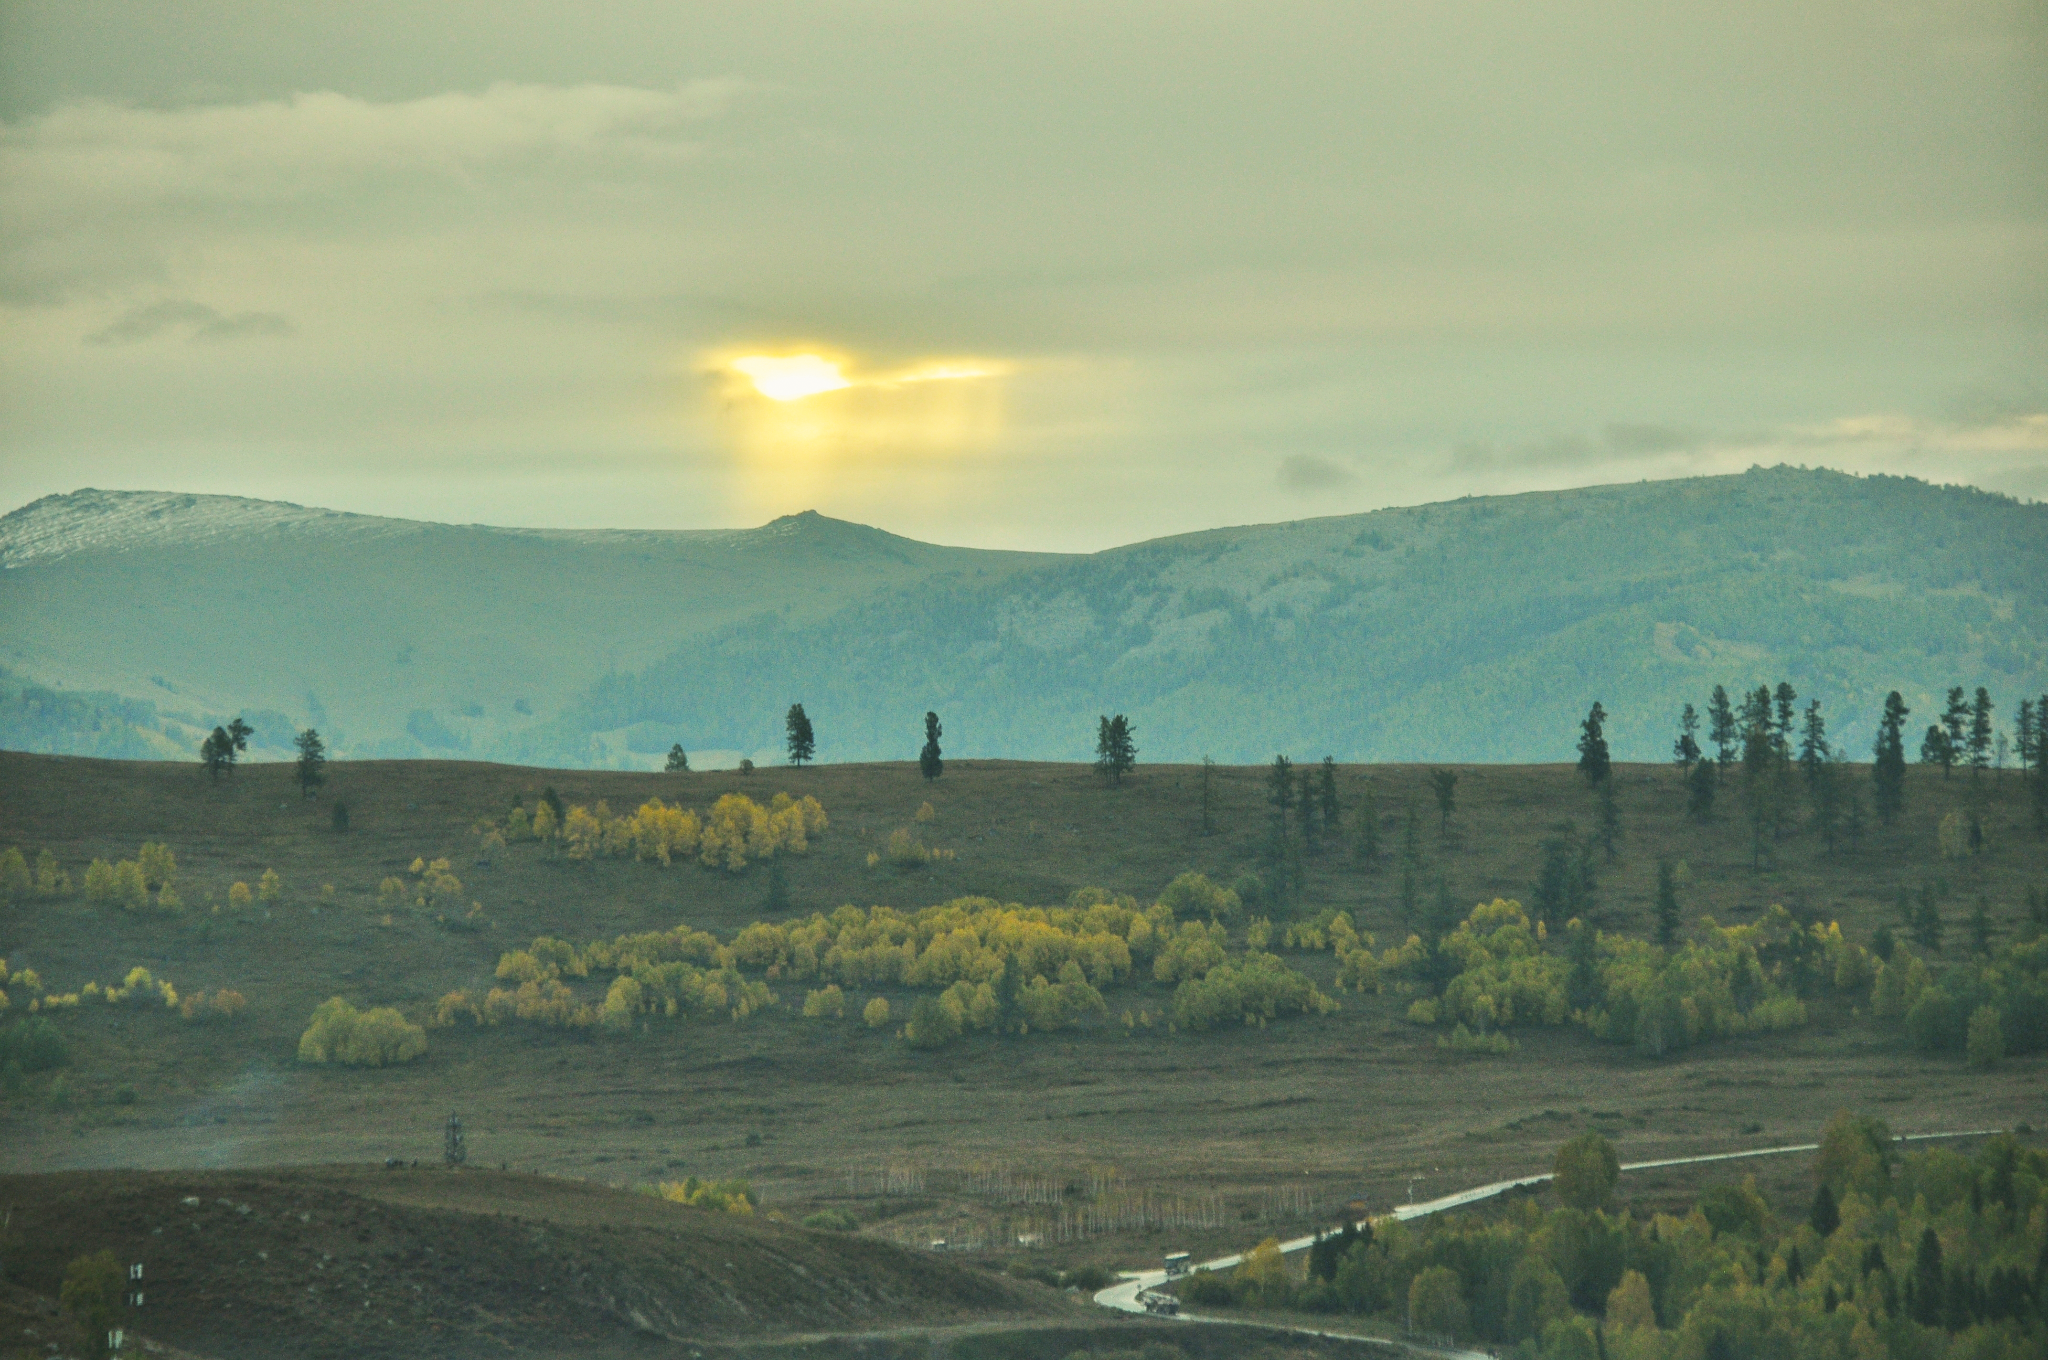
[1,1,2042,550]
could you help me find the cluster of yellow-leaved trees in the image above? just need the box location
[3,841,279,917]
[428,873,1337,1048]
[498,792,825,872]
[2,959,242,1023]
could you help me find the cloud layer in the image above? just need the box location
[0,2,2041,547]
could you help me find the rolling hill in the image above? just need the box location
[3,468,2043,767]
[0,490,1057,766]
[0,1164,1071,1358]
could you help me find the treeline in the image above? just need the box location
[430,873,1335,1047]
[2,958,242,1023]
[1352,888,2048,1064]
[1670,681,2048,847]
[1871,921,2048,1066]
[1381,898,1823,1055]
[433,927,775,1033]
[1189,1114,2047,1360]
[490,790,827,872]
[2,841,284,916]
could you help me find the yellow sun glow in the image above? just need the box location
[728,354,853,402]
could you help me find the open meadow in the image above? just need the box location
[3,749,2040,1278]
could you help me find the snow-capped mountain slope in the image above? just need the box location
[0,489,417,571]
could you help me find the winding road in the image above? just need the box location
[1093,1128,2004,1348]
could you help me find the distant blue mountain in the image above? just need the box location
[4,469,2042,768]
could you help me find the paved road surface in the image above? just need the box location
[1094,1128,2002,1350]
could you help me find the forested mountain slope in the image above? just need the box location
[545,467,2047,765]
[3,469,2041,767]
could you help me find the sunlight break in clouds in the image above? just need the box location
[707,350,1014,519]
[728,355,853,402]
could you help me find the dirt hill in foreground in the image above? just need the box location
[0,1165,1073,1359]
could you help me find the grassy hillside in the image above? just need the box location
[0,491,1058,766]
[0,1164,1070,1358]
[2,752,2039,1284]
[565,466,2048,764]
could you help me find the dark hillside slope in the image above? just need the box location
[0,1166,1064,1359]
[559,467,2047,763]
[0,491,1057,764]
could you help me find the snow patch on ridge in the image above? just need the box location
[0,488,415,570]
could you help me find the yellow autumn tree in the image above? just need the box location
[35,850,70,896]
[1604,1270,1657,1342]
[1236,1237,1290,1305]
[112,860,149,911]
[82,858,117,905]
[0,848,30,899]
[137,842,177,891]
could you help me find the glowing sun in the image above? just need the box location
[727,354,853,402]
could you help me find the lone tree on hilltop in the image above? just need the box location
[1673,703,1701,770]
[294,727,327,798]
[1873,692,1909,824]
[201,727,232,780]
[200,716,252,780]
[920,711,944,781]
[785,703,815,765]
[665,743,689,772]
[1577,701,1611,784]
[1095,714,1136,784]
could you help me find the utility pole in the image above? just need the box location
[444,1113,466,1167]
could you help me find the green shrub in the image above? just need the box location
[801,1208,859,1231]
[1184,1270,1238,1304]
[1966,1005,2004,1068]
[904,993,962,1049]
[297,997,428,1067]
[0,1016,68,1073]
[1062,1264,1114,1291]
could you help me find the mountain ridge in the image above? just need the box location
[2,468,2042,767]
